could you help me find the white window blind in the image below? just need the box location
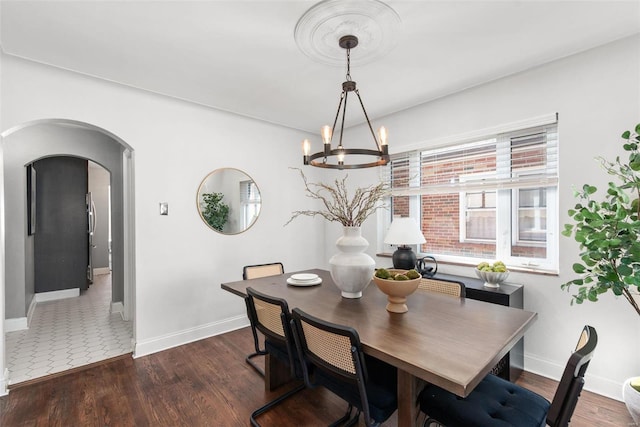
[240,180,260,203]
[381,122,558,195]
[240,180,261,230]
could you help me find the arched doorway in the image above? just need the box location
[0,119,136,394]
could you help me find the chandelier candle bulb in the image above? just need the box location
[378,126,388,146]
[321,125,332,145]
[303,139,311,164]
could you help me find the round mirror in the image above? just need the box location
[197,168,261,234]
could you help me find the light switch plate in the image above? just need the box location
[159,202,168,215]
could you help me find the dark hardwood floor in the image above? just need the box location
[0,327,633,426]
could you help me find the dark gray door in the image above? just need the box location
[34,156,89,293]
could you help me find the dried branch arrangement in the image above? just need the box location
[285,168,388,227]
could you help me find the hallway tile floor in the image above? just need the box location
[5,273,133,385]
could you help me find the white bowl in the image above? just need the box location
[475,269,509,288]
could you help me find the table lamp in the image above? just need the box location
[384,217,426,270]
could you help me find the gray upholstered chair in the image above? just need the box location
[242,262,284,376]
[419,325,598,427]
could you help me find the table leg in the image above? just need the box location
[397,369,423,426]
[264,353,294,391]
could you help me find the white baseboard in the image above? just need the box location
[0,369,9,397]
[35,288,79,303]
[4,317,28,332]
[525,353,624,402]
[27,295,37,327]
[134,315,250,358]
[5,296,37,332]
[111,301,124,316]
[94,267,111,275]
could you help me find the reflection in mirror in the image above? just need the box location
[197,168,261,234]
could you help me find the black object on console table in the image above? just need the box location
[435,273,524,382]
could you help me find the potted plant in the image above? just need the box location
[286,168,388,298]
[561,123,640,313]
[561,123,640,423]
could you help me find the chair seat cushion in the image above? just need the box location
[419,374,550,427]
[315,354,398,423]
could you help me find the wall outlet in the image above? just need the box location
[159,202,168,215]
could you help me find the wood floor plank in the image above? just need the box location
[0,327,633,426]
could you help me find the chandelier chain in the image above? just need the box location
[345,48,352,81]
[339,87,348,149]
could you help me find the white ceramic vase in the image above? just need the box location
[623,378,640,426]
[329,226,375,298]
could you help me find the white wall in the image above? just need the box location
[0,53,325,362]
[0,44,6,395]
[355,34,638,400]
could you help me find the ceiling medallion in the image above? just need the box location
[294,0,401,67]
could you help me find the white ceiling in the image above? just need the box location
[1,1,639,133]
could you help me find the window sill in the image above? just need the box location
[376,253,558,276]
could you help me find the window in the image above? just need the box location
[240,180,261,229]
[380,116,558,272]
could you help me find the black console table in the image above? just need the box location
[435,273,524,382]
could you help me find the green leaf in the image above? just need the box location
[622,130,631,139]
[630,153,640,171]
[612,283,625,295]
[584,184,598,195]
[572,263,586,273]
[586,251,602,261]
[618,264,633,277]
[635,123,640,134]
[609,238,622,247]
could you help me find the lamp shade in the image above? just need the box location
[384,218,426,246]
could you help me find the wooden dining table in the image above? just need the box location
[221,269,537,426]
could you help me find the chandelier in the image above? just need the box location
[302,35,390,170]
